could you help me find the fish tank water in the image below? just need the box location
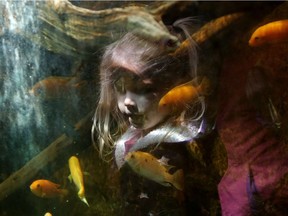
[1,1,288,216]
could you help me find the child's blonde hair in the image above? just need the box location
[92,20,200,159]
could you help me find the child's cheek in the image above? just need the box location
[117,96,126,113]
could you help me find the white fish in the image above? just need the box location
[68,156,89,207]
[125,151,184,191]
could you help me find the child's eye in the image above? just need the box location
[114,78,126,93]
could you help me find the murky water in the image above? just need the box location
[1,1,44,165]
[1,1,287,216]
[0,0,75,169]
[0,1,99,215]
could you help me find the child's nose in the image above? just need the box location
[124,96,138,113]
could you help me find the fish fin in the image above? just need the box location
[162,77,198,92]
[73,80,87,89]
[54,183,61,188]
[183,76,198,87]
[246,166,266,215]
[170,169,184,191]
[161,181,173,188]
[66,77,78,85]
[157,156,170,166]
[181,79,196,86]
[267,97,281,129]
[81,197,89,207]
[176,77,198,88]
[166,164,176,171]
[157,156,176,170]
[68,174,72,183]
[83,171,90,176]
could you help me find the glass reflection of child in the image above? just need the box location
[92,23,217,215]
[91,15,288,216]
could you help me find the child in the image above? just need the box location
[92,22,219,215]
[92,13,288,216]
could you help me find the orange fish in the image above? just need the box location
[29,76,85,100]
[249,20,288,47]
[125,151,184,191]
[158,77,210,112]
[30,179,68,198]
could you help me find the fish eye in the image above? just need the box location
[35,87,44,96]
[37,184,40,188]
[254,36,260,41]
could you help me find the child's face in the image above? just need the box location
[113,71,170,130]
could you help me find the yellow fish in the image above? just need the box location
[30,179,68,198]
[68,156,89,207]
[158,77,210,112]
[249,20,288,47]
[125,151,184,191]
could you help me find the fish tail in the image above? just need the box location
[78,188,89,206]
[81,196,90,207]
[171,169,185,191]
[61,189,69,197]
[78,187,85,198]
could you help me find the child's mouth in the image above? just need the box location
[129,114,144,128]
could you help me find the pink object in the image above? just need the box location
[216,52,288,215]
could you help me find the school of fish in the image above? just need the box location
[27,12,288,214]
[124,151,184,191]
[30,156,89,207]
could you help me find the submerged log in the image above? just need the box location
[0,0,180,58]
[0,111,93,201]
[0,0,282,58]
